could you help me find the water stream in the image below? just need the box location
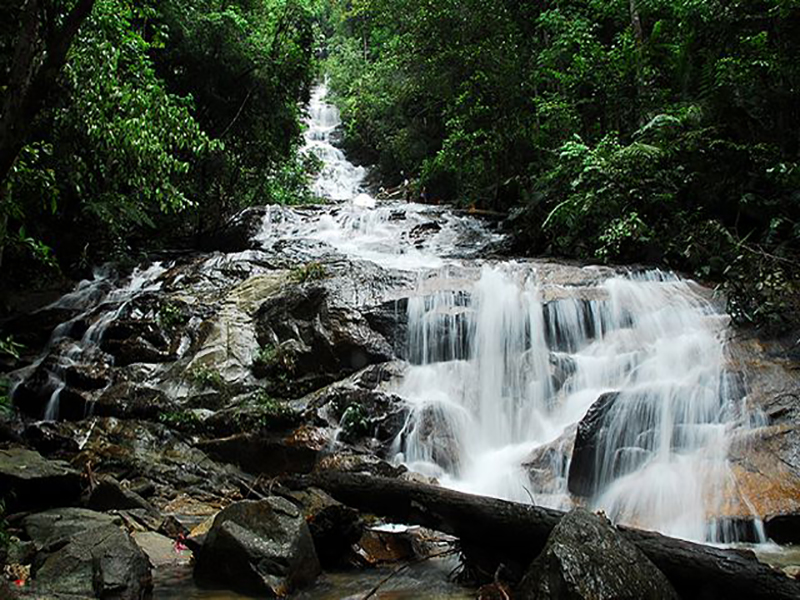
[10,82,769,554]
[296,84,763,544]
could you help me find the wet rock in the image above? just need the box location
[400,404,463,474]
[132,531,192,568]
[311,384,408,444]
[356,528,416,564]
[24,508,152,599]
[287,487,363,567]
[517,508,678,600]
[93,382,174,420]
[194,497,321,597]
[567,391,620,497]
[88,475,156,513]
[409,221,442,245]
[255,285,393,396]
[765,514,800,545]
[196,426,328,476]
[200,206,266,253]
[0,448,81,513]
[64,363,110,391]
[22,421,80,456]
[68,418,246,504]
[523,427,575,495]
[315,452,406,478]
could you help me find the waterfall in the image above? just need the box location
[392,265,757,542]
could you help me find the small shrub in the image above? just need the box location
[340,403,369,439]
[290,261,327,283]
[158,301,188,330]
[187,365,225,390]
[253,344,296,373]
[158,410,202,432]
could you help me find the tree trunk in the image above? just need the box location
[0,0,96,189]
[285,473,800,600]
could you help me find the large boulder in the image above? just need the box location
[194,497,321,596]
[567,392,620,497]
[287,487,363,567]
[517,508,678,600]
[196,425,327,476]
[24,508,152,599]
[0,447,81,513]
[255,285,393,396]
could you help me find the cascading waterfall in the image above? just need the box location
[13,80,770,550]
[392,265,759,542]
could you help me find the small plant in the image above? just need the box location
[290,261,327,283]
[340,403,369,439]
[158,410,202,432]
[158,301,188,330]
[187,365,225,390]
[244,390,300,429]
[0,336,23,360]
[253,344,296,373]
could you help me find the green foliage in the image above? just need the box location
[251,389,297,420]
[0,336,23,361]
[340,402,369,440]
[1,0,320,272]
[187,365,225,390]
[253,343,297,373]
[158,409,202,432]
[158,301,189,331]
[290,260,327,283]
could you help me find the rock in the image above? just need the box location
[22,421,80,455]
[93,382,173,420]
[197,426,327,476]
[64,363,110,391]
[255,285,393,396]
[765,514,800,545]
[523,427,574,495]
[88,475,156,513]
[315,452,406,478]
[287,487,363,567]
[194,497,321,596]
[0,447,81,513]
[132,531,191,568]
[68,418,244,499]
[24,508,152,599]
[567,392,620,496]
[517,508,678,600]
[200,206,266,252]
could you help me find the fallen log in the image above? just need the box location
[284,472,800,600]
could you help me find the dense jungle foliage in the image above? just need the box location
[324,0,800,331]
[0,0,321,285]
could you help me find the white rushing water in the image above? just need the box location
[296,84,760,542]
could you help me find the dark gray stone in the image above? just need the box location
[0,447,81,513]
[25,508,152,599]
[517,508,679,600]
[88,476,156,513]
[195,497,321,596]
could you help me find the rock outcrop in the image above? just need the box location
[194,497,321,596]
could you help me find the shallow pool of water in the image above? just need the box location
[154,556,473,600]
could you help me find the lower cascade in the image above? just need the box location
[392,265,761,542]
